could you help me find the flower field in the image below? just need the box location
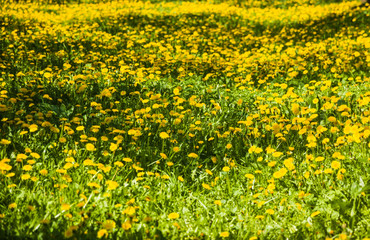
[0,0,370,239]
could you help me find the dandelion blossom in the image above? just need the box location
[122,220,132,230]
[8,203,17,209]
[168,212,179,219]
[188,153,198,158]
[220,232,230,238]
[102,220,116,230]
[311,211,320,217]
[331,161,341,169]
[214,200,222,206]
[86,143,96,151]
[97,229,108,238]
[202,183,211,190]
[61,204,70,211]
[159,132,170,139]
[222,166,230,172]
[266,209,275,215]
[273,168,287,179]
[109,143,118,152]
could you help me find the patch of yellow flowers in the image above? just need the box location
[0,0,369,239]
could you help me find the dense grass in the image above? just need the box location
[0,0,370,239]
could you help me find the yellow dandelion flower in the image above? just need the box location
[255,147,263,154]
[17,154,27,160]
[61,204,70,211]
[114,161,123,167]
[280,83,288,89]
[161,175,170,180]
[214,200,222,206]
[106,180,119,190]
[123,158,132,162]
[291,103,300,115]
[273,168,287,179]
[222,166,230,172]
[21,174,31,180]
[188,153,198,158]
[102,220,116,230]
[0,139,11,145]
[109,143,118,152]
[268,161,277,167]
[266,209,275,215]
[248,145,257,154]
[272,152,283,158]
[97,229,108,238]
[311,211,320,217]
[76,126,84,131]
[159,132,170,139]
[28,124,38,133]
[220,232,229,238]
[283,158,295,171]
[6,173,15,178]
[86,143,96,151]
[339,234,348,240]
[30,152,40,159]
[160,153,168,159]
[126,198,135,205]
[202,183,211,190]
[328,116,336,123]
[122,220,132,230]
[101,136,108,141]
[331,161,341,169]
[245,174,254,179]
[173,88,180,95]
[8,203,17,209]
[27,160,36,165]
[63,163,74,170]
[22,165,32,171]
[43,72,52,78]
[0,162,12,171]
[322,138,330,144]
[168,212,179,220]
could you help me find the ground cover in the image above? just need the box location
[0,0,369,239]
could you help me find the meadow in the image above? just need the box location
[0,0,370,239]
